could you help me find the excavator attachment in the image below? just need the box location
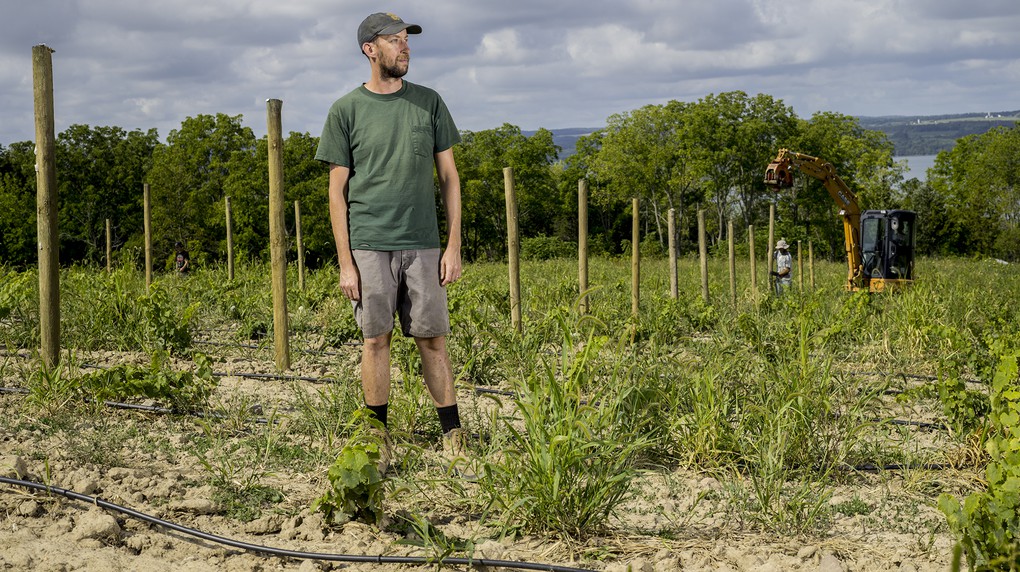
[764,157,794,188]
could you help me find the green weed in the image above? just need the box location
[480,320,651,538]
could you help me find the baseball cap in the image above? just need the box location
[357,13,422,47]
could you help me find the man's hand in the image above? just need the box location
[339,265,361,301]
[440,248,462,287]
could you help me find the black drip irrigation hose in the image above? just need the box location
[848,370,985,385]
[852,463,952,472]
[193,338,363,355]
[0,476,594,572]
[78,362,341,385]
[877,418,948,431]
[0,385,276,425]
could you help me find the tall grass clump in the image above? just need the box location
[56,268,197,353]
[0,267,37,348]
[480,316,651,538]
[726,300,887,534]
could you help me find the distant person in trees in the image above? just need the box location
[315,12,467,475]
[174,241,190,275]
[771,239,792,295]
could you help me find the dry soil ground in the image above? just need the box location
[0,342,973,572]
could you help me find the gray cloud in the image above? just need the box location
[2,0,1018,146]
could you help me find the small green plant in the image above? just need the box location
[939,350,1020,571]
[78,351,216,410]
[290,378,362,455]
[137,283,200,354]
[311,410,388,526]
[833,495,874,517]
[396,512,475,565]
[190,409,285,522]
[24,358,78,417]
[899,375,989,436]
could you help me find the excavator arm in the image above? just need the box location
[764,149,865,290]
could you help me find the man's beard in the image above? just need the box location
[380,60,408,80]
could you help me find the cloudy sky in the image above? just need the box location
[2,0,1019,146]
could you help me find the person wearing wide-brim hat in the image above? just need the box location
[771,239,793,295]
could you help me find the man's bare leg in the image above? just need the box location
[415,335,457,407]
[361,332,393,406]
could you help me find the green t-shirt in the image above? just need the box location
[315,81,460,251]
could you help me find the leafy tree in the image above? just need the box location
[454,124,560,261]
[55,125,158,265]
[0,142,39,266]
[589,92,798,255]
[592,102,703,252]
[923,125,1020,260]
[146,114,257,266]
[560,130,630,255]
[692,92,798,245]
[283,132,330,268]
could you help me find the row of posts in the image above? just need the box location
[504,171,816,334]
[105,189,306,291]
[33,45,296,371]
[34,44,814,372]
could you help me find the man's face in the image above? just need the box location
[370,30,410,79]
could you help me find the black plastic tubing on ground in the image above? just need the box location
[0,476,595,572]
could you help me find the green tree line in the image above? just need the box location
[2,91,1018,270]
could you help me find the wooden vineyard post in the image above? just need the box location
[267,99,290,371]
[767,204,776,286]
[106,218,112,274]
[728,220,736,306]
[668,208,678,299]
[34,44,60,368]
[798,240,804,294]
[504,167,522,333]
[144,183,152,291]
[295,200,305,291]
[631,198,640,338]
[698,209,708,304]
[578,179,589,315]
[225,196,235,281]
[749,225,757,299]
[809,240,815,291]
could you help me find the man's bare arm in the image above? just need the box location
[327,164,360,300]
[435,148,461,286]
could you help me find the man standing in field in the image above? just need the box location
[772,239,793,295]
[315,12,465,474]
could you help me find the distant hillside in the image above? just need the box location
[857,111,1020,155]
[531,111,1020,159]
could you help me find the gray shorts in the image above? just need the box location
[352,249,450,339]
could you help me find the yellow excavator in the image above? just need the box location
[764,149,915,292]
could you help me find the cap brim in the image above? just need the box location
[378,22,422,36]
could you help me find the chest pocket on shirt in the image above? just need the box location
[411,125,433,158]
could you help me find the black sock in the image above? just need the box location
[366,403,388,428]
[437,404,461,434]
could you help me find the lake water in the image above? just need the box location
[895,155,938,181]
